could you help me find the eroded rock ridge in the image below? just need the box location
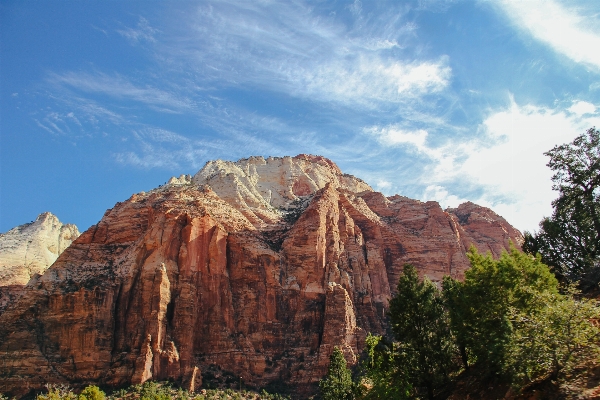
[0,212,79,312]
[0,155,522,397]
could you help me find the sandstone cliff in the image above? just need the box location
[0,155,522,397]
[0,212,80,313]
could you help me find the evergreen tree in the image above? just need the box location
[524,127,600,291]
[442,276,471,370]
[319,347,354,400]
[388,265,457,400]
[357,334,411,400]
[454,246,559,376]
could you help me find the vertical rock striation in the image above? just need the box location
[0,155,523,397]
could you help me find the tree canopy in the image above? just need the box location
[523,127,600,291]
[351,249,599,399]
[388,265,457,399]
[319,347,354,400]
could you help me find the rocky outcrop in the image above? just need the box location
[191,155,372,227]
[0,155,523,397]
[446,201,524,260]
[0,212,79,313]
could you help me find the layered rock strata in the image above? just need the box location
[0,212,79,313]
[0,155,523,397]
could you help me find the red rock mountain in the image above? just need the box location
[0,155,522,397]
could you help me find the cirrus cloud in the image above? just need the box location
[494,0,600,70]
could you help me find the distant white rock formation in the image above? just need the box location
[191,154,373,226]
[168,174,192,185]
[0,212,80,286]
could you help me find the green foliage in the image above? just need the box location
[138,381,172,400]
[505,286,600,386]
[441,276,471,370]
[257,389,288,400]
[388,265,458,399]
[357,334,411,400]
[258,390,288,400]
[443,246,600,388]
[319,346,354,400]
[78,386,105,400]
[458,246,559,374]
[358,247,599,395]
[36,385,76,400]
[523,127,600,291]
[100,381,286,400]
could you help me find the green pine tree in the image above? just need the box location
[357,334,411,400]
[388,265,457,400]
[319,347,354,400]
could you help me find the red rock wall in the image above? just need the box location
[0,181,522,397]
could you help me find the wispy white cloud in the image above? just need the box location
[34,93,128,137]
[49,72,194,113]
[365,98,600,232]
[348,0,362,17]
[117,17,158,44]
[495,0,600,70]
[66,112,82,127]
[363,123,472,182]
[292,57,451,106]
[365,125,429,150]
[166,1,448,109]
[115,128,216,170]
[34,119,56,135]
[358,38,402,51]
[34,110,83,136]
[32,0,457,175]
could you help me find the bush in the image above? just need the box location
[505,286,600,386]
[78,386,105,400]
[36,385,76,400]
[447,246,559,375]
[443,246,600,387]
[138,381,171,400]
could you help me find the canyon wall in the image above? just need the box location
[0,155,522,397]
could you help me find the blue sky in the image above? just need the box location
[2,0,600,234]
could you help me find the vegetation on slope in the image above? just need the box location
[320,249,600,399]
[0,382,288,400]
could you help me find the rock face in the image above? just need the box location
[0,155,523,397]
[0,212,80,313]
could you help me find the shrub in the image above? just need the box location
[36,385,76,400]
[78,386,105,400]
